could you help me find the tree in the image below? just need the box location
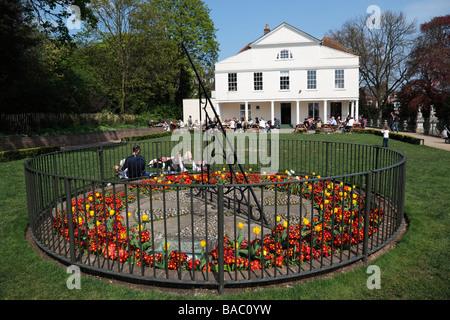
[401,15,450,122]
[150,0,219,106]
[87,0,143,114]
[328,10,416,118]
[25,0,94,41]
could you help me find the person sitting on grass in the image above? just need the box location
[114,159,128,179]
[121,145,146,178]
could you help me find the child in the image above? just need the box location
[381,125,390,148]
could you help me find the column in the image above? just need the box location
[296,100,300,125]
[216,102,221,118]
[245,101,248,121]
[355,99,359,120]
[271,101,275,124]
[323,99,328,123]
[350,101,354,118]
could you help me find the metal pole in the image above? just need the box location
[363,171,372,263]
[64,177,77,264]
[217,185,225,294]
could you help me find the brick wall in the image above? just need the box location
[0,127,164,151]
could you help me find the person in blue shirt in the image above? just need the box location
[122,145,146,178]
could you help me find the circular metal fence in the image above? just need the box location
[24,137,406,293]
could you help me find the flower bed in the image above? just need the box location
[52,171,383,272]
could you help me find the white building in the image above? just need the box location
[183,22,359,126]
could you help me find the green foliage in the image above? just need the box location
[355,129,422,145]
[1,0,218,116]
[0,146,60,162]
[121,131,172,142]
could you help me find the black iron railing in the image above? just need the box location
[24,138,406,293]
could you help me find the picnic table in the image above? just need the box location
[293,124,307,133]
[248,124,260,132]
[321,123,337,133]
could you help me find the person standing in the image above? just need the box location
[392,113,399,133]
[187,115,193,130]
[381,125,390,148]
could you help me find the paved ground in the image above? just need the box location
[278,127,450,152]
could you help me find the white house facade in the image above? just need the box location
[183,22,360,126]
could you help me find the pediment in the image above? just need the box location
[251,22,321,47]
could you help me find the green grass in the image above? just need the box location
[1,133,449,300]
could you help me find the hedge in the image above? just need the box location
[121,130,173,142]
[354,129,422,145]
[0,145,60,162]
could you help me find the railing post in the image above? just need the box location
[64,177,77,264]
[217,185,225,294]
[363,171,373,263]
[98,147,105,181]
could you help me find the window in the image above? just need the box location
[308,103,319,119]
[254,72,263,91]
[228,73,237,91]
[280,71,290,90]
[335,69,344,89]
[277,49,293,60]
[307,70,317,89]
[240,104,251,120]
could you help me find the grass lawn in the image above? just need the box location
[0,132,449,300]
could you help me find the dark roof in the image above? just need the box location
[321,36,356,55]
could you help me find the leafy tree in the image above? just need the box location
[150,0,219,105]
[401,15,450,123]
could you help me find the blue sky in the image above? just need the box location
[204,0,450,61]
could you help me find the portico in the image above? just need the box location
[214,98,359,125]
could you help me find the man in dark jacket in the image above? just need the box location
[122,145,146,178]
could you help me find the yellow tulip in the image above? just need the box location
[142,214,148,222]
[200,240,206,247]
[238,222,244,229]
[302,217,310,225]
[253,227,261,235]
[283,221,288,228]
[276,216,281,222]
[109,210,115,216]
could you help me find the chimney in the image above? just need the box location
[264,24,270,35]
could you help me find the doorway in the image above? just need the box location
[330,102,342,119]
[280,103,291,125]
